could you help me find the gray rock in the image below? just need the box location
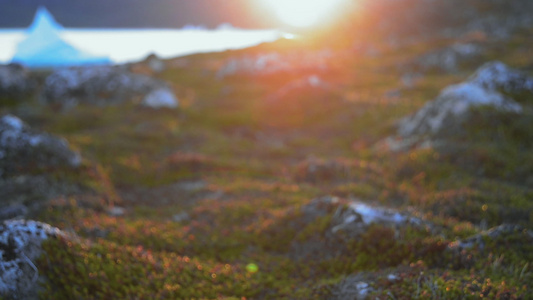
[40,65,176,108]
[0,64,35,101]
[468,61,533,93]
[0,115,81,178]
[394,61,532,147]
[0,219,65,299]
[300,196,422,235]
[397,81,521,138]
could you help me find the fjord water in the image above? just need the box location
[0,28,281,66]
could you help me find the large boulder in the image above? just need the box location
[0,64,36,103]
[0,219,65,299]
[0,114,81,178]
[391,61,533,149]
[40,66,178,109]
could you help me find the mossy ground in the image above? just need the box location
[2,27,532,299]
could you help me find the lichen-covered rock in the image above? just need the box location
[397,82,522,138]
[392,61,532,149]
[0,220,65,299]
[40,65,177,109]
[0,64,36,102]
[0,114,81,178]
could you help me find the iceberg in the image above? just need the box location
[11,7,110,68]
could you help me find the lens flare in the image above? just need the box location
[259,0,345,28]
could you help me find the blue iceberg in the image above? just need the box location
[11,7,111,68]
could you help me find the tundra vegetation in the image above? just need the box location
[1,3,532,299]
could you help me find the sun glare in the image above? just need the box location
[260,0,345,28]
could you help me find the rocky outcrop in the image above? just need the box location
[284,196,427,260]
[0,64,36,102]
[40,66,178,109]
[467,61,533,92]
[0,219,65,299]
[0,115,81,178]
[388,61,533,150]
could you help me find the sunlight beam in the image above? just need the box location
[259,0,345,28]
